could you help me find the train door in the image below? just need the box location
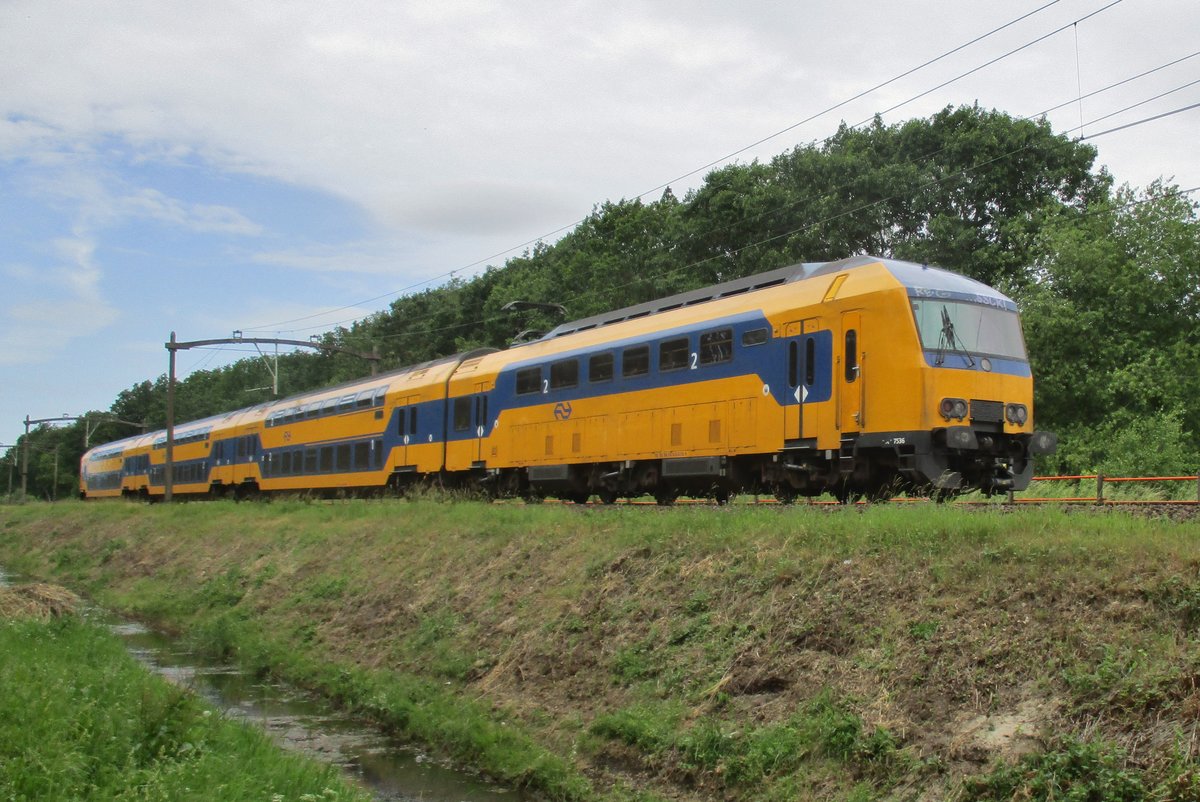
[235,433,260,482]
[839,310,863,434]
[209,439,230,487]
[785,319,826,442]
[784,321,803,441]
[800,319,823,440]
[472,382,489,463]
[395,394,420,467]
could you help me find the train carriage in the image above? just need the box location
[444,255,1054,502]
[81,255,1054,503]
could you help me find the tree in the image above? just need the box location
[1020,182,1200,472]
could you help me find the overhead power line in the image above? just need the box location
[242,0,1077,334]
[1081,102,1200,140]
[848,0,1123,129]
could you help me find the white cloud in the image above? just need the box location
[117,188,262,235]
[0,236,119,366]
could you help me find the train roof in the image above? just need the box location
[540,255,1016,341]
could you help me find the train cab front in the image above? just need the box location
[907,296,1056,495]
[922,401,1057,495]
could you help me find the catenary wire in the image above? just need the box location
[1081,101,1200,140]
[1027,50,1200,119]
[363,135,1199,347]
[847,0,1122,129]
[274,47,1188,341]
[239,7,1189,356]
[241,0,1076,334]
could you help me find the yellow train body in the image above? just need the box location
[81,256,1054,502]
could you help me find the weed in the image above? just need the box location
[306,575,348,600]
[907,620,940,641]
[961,738,1147,801]
[589,701,682,754]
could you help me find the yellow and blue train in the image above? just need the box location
[80,255,1055,503]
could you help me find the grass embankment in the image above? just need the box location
[0,582,371,802]
[2,500,1200,800]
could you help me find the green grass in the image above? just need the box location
[5,499,1200,800]
[0,613,371,802]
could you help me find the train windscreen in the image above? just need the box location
[911,299,1027,361]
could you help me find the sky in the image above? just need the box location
[1,0,1198,452]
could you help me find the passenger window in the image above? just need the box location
[354,442,370,469]
[659,338,688,372]
[409,407,418,436]
[788,341,798,387]
[742,328,768,347]
[336,444,351,470]
[588,353,614,383]
[373,387,387,407]
[845,330,858,382]
[622,346,649,378]
[699,328,732,365]
[397,408,407,435]
[454,397,472,431]
[516,367,541,395]
[356,392,373,410]
[550,359,578,389]
[320,446,333,472]
[805,337,816,386]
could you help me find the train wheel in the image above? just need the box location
[566,491,590,505]
[654,487,678,506]
[597,489,618,505]
[773,486,796,505]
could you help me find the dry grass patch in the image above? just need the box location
[0,583,81,620]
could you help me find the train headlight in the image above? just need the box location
[1005,403,1028,426]
[939,397,967,421]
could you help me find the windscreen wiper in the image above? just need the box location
[936,305,976,367]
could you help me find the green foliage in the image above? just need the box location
[589,701,683,754]
[1021,182,1200,473]
[961,739,1149,801]
[594,692,902,793]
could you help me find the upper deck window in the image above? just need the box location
[699,328,732,365]
[659,338,688,372]
[516,367,541,395]
[588,353,614,383]
[911,299,1027,361]
[623,346,649,378]
[550,359,578,390]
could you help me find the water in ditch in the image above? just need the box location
[112,621,523,802]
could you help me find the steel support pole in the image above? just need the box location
[21,415,30,500]
[165,331,176,502]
